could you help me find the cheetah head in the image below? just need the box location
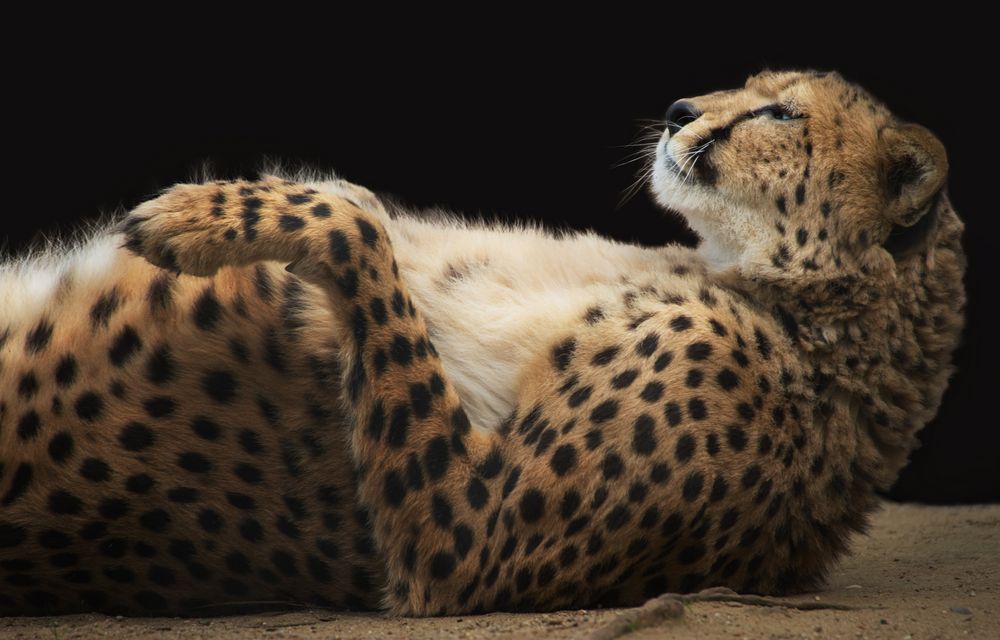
[650,70,956,281]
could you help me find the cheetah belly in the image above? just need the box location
[386,214,702,429]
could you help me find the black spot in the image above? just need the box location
[355,217,380,247]
[202,370,237,403]
[688,398,708,420]
[686,342,712,361]
[26,319,54,353]
[717,369,740,390]
[328,229,352,264]
[48,490,82,515]
[466,478,489,510]
[611,369,639,389]
[650,462,671,485]
[675,434,696,462]
[279,214,305,231]
[430,552,457,580]
[605,505,631,531]
[585,428,603,450]
[167,487,199,503]
[640,381,665,402]
[430,493,453,529]
[590,399,619,423]
[98,498,129,520]
[550,444,578,476]
[754,328,772,360]
[410,383,433,420]
[664,402,682,427]
[727,425,747,451]
[775,196,787,215]
[731,350,750,368]
[682,472,704,502]
[125,473,155,494]
[17,372,39,399]
[387,405,410,448]
[234,463,263,484]
[191,417,221,441]
[226,491,257,511]
[685,368,704,388]
[585,306,605,324]
[108,326,142,366]
[54,355,78,387]
[670,315,693,332]
[79,458,110,482]
[705,433,720,456]
[139,509,170,532]
[239,518,264,543]
[89,290,121,329]
[193,288,222,331]
[552,338,576,371]
[75,392,104,421]
[519,489,545,523]
[82,522,108,541]
[502,466,522,499]
[1,464,33,506]
[795,182,806,205]
[306,201,331,218]
[740,527,762,548]
[276,515,301,539]
[591,346,620,366]
[143,396,175,418]
[654,351,674,372]
[636,333,659,357]
[741,465,762,488]
[424,436,451,481]
[178,452,212,474]
[143,345,175,386]
[477,448,504,478]
[16,410,41,441]
[119,422,155,451]
[737,402,755,421]
[390,334,412,365]
[633,414,657,455]
[602,452,624,479]
[198,510,224,533]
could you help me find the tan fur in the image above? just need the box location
[0,71,964,616]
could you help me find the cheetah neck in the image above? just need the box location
[720,208,966,492]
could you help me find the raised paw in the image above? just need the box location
[119,177,382,281]
[117,180,261,277]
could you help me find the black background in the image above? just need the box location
[5,22,996,503]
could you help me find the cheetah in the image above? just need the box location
[0,70,965,616]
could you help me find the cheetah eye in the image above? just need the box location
[752,104,804,121]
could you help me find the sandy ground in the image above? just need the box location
[1,501,996,639]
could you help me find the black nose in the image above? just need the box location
[665,100,702,134]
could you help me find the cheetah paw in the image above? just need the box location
[118,183,225,276]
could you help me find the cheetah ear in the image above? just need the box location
[881,123,947,223]
[880,123,947,257]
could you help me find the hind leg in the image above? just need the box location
[123,176,767,615]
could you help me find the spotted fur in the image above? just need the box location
[0,71,964,615]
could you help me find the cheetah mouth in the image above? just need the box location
[659,140,718,188]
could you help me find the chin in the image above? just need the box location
[651,149,747,271]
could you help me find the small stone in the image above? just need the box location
[844,584,862,590]
[950,607,972,615]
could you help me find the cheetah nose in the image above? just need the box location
[665,100,702,134]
